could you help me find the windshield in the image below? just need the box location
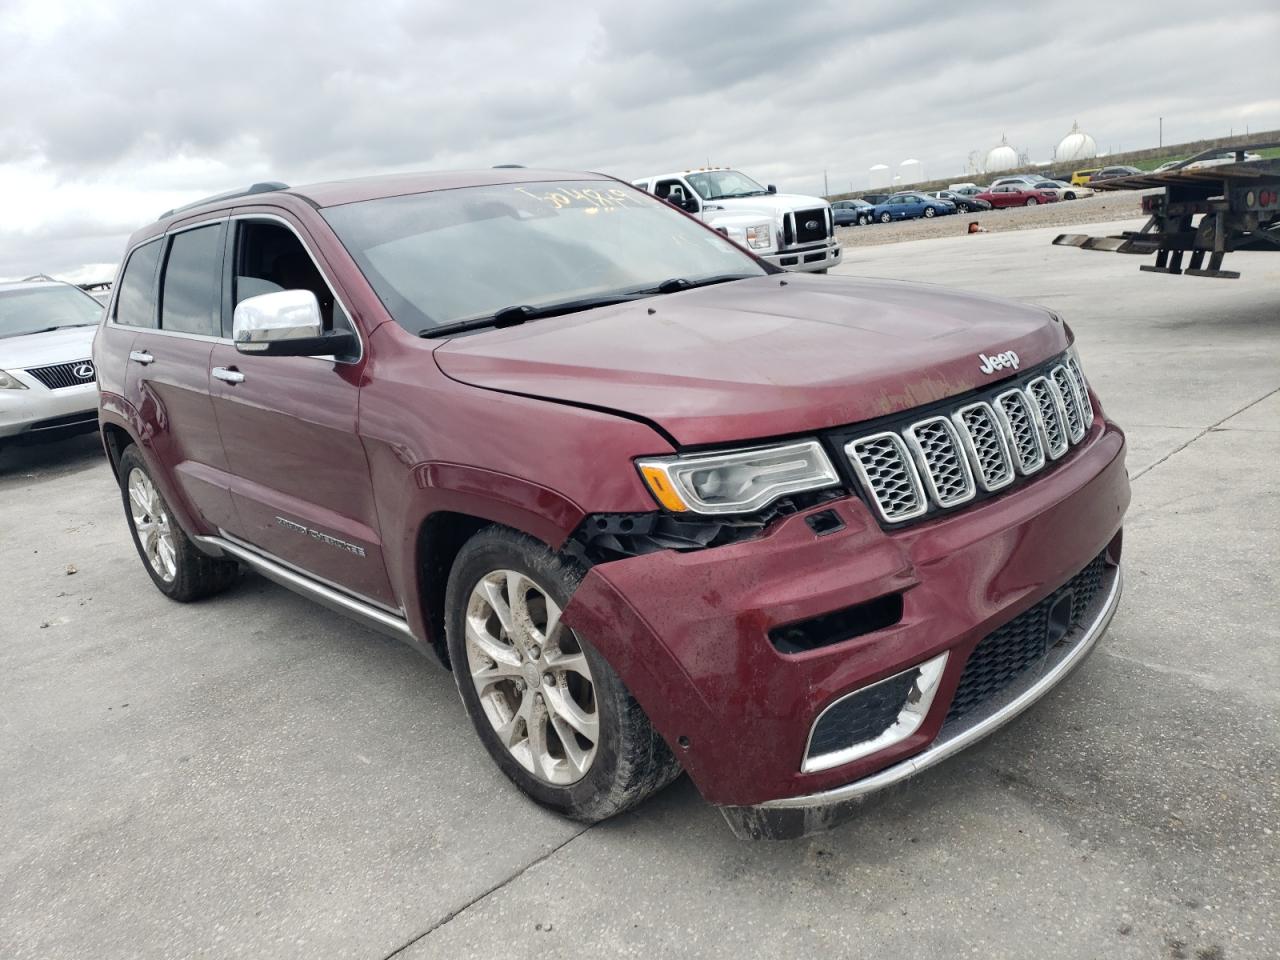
[0,285,103,338]
[684,170,769,201]
[323,180,767,333]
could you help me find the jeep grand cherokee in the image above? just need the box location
[93,169,1128,839]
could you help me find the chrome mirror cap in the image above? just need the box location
[233,290,323,352]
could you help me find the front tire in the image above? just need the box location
[879,212,891,223]
[118,445,239,601]
[858,214,870,226]
[923,206,936,218]
[1025,197,1038,206]
[445,526,680,822]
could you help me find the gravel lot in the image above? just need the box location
[837,190,1149,247]
[2,220,1277,960]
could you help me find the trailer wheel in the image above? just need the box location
[1025,197,1038,206]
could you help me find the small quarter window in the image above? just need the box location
[114,239,163,328]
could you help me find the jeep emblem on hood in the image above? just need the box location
[978,350,1019,375]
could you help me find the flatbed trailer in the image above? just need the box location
[1053,142,1280,278]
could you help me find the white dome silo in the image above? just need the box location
[1056,121,1097,161]
[984,135,1019,173]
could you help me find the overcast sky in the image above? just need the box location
[2,0,1277,280]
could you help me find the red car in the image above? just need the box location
[93,169,1128,839]
[976,183,1062,207]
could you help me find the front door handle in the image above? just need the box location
[212,366,245,385]
[129,350,154,365]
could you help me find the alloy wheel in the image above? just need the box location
[924,207,935,218]
[127,468,177,582]
[464,569,599,785]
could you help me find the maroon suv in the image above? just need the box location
[94,169,1128,839]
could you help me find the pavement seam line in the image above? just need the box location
[1130,384,1280,482]
[379,826,591,959]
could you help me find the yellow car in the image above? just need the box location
[1071,168,1101,186]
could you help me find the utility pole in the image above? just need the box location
[1159,117,1162,148]
[824,170,829,196]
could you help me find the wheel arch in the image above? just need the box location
[415,510,495,664]
[100,421,133,479]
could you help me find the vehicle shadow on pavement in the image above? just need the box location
[0,433,104,484]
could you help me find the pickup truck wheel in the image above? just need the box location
[879,212,891,223]
[445,527,680,821]
[118,445,239,601]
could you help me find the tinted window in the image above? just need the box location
[114,239,163,328]
[160,224,224,336]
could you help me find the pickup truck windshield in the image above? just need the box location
[685,170,770,201]
[323,180,768,334]
[0,285,103,339]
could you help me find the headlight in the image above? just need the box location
[0,369,27,390]
[637,440,840,515]
[744,224,773,250]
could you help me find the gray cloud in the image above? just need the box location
[1,0,1277,278]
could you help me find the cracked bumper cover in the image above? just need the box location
[560,420,1129,828]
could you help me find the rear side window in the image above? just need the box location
[160,224,225,336]
[114,239,163,328]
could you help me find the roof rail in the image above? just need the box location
[492,164,525,169]
[22,273,58,282]
[159,181,290,220]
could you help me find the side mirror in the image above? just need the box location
[233,290,355,358]
[767,184,777,194]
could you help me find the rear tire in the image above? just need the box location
[445,525,680,822]
[118,445,240,602]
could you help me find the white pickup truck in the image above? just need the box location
[631,168,841,273]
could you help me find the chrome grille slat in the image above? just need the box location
[1050,365,1086,442]
[24,358,96,390]
[953,402,1015,492]
[845,432,927,522]
[904,416,975,508]
[1066,355,1094,429]
[1027,376,1069,459]
[993,388,1046,476]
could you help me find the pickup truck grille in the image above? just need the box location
[791,208,829,245]
[842,355,1094,525]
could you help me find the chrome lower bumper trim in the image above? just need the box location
[721,565,1122,840]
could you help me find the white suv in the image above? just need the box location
[0,278,104,453]
[632,168,840,273]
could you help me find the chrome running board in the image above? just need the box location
[194,534,416,643]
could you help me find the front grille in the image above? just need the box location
[946,552,1109,723]
[25,359,96,390]
[843,354,1092,525]
[793,208,828,244]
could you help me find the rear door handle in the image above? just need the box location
[212,366,245,384]
[129,350,154,365]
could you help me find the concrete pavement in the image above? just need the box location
[2,220,1276,959]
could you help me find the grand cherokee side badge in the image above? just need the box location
[275,516,367,557]
[979,350,1019,375]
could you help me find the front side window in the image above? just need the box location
[114,239,163,329]
[323,180,767,335]
[684,170,768,201]
[0,284,102,339]
[230,219,350,336]
[160,224,224,336]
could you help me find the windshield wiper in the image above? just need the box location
[650,274,756,294]
[419,292,648,338]
[1,325,65,339]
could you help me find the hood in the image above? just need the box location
[0,325,98,370]
[433,274,1070,447]
[705,192,827,221]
